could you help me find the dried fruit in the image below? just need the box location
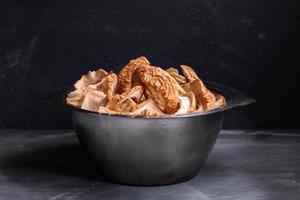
[105,94,120,110]
[66,56,226,116]
[89,72,118,95]
[214,93,226,108]
[166,67,187,85]
[75,68,107,90]
[165,67,179,74]
[175,96,191,115]
[180,65,199,82]
[133,99,164,116]
[184,91,197,112]
[115,97,137,112]
[180,65,216,110]
[81,89,106,112]
[169,72,187,85]
[120,85,144,103]
[117,56,150,94]
[66,89,86,107]
[137,66,181,114]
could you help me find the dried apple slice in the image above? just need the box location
[184,91,197,112]
[81,89,107,112]
[66,89,86,107]
[133,99,165,116]
[74,68,107,90]
[88,72,118,108]
[144,88,151,99]
[115,97,137,112]
[120,85,144,103]
[175,96,191,115]
[67,89,85,99]
[137,66,185,114]
[140,94,146,102]
[98,106,117,115]
[105,94,120,110]
[168,72,187,85]
[214,93,226,108]
[66,98,83,108]
[191,79,216,110]
[182,85,204,112]
[88,72,118,95]
[166,67,187,85]
[165,67,179,74]
[180,65,199,82]
[180,65,216,110]
[118,56,150,93]
[99,106,135,116]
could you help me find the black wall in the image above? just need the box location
[0,0,299,129]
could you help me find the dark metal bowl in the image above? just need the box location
[66,82,254,185]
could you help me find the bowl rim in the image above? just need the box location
[66,101,226,119]
[64,81,255,119]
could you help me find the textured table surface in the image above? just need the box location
[0,130,299,200]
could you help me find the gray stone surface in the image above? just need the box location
[0,130,299,200]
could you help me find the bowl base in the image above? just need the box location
[101,172,198,186]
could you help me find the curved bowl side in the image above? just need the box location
[72,110,224,185]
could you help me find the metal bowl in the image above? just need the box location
[66,82,254,185]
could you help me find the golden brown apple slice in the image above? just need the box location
[117,56,150,94]
[184,91,197,112]
[180,65,200,82]
[137,66,185,114]
[165,67,187,85]
[104,94,119,110]
[165,67,179,74]
[214,93,226,108]
[169,72,187,85]
[180,65,216,110]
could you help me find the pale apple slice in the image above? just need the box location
[115,97,137,112]
[184,91,197,112]
[120,85,144,103]
[81,90,106,112]
[133,99,165,116]
[74,68,107,90]
[66,89,86,108]
[175,96,190,115]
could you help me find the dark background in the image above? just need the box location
[0,0,299,129]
